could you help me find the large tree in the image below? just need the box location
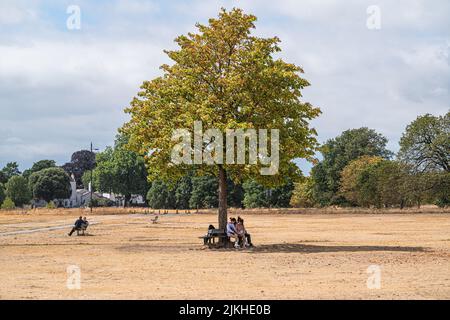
[174,174,193,209]
[403,171,449,208]
[242,180,269,208]
[62,150,96,188]
[243,179,293,208]
[121,8,320,230]
[84,135,149,206]
[398,112,449,173]
[23,160,56,179]
[290,177,316,208]
[147,180,175,209]
[29,167,71,202]
[1,162,21,183]
[311,128,392,205]
[0,172,7,184]
[5,175,31,207]
[373,161,410,208]
[339,156,383,205]
[189,175,219,209]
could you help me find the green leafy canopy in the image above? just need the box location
[121,8,321,186]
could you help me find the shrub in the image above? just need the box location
[5,176,31,207]
[1,197,16,210]
[46,201,56,209]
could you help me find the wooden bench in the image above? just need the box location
[200,229,230,246]
[151,216,159,224]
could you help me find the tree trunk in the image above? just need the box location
[218,165,228,232]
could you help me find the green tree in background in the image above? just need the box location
[83,147,115,194]
[147,172,244,210]
[311,128,392,206]
[1,197,15,210]
[5,175,30,207]
[339,156,383,205]
[189,176,219,209]
[354,163,382,208]
[354,160,409,208]
[404,171,449,208]
[290,177,315,208]
[1,162,21,183]
[84,135,149,206]
[399,112,449,173]
[269,179,294,207]
[430,172,450,208]
[371,161,409,208]
[174,174,192,209]
[121,8,320,230]
[0,183,5,205]
[147,180,174,209]
[109,145,148,205]
[242,180,269,208]
[243,179,293,208]
[0,171,7,184]
[309,163,333,207]
[23,160,56,179]
[29,167,71,203]
[227,178,244,208]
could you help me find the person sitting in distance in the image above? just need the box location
[226,217,240,248]
[68,216,84,236]
[81,217,89,232]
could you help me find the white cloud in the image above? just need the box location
[0,0,448,171]
[114,0,160,14]
[0,0,38,25]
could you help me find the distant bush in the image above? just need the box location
[1,197,16,210]
[436,196,449,208]
[5,176,31,207]
[46,201,56,209]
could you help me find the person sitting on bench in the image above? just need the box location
[81,217,89,232]
[226,218,240,248]
[68,216,84,236]
[236,218,246,247]
[237,216,253,247]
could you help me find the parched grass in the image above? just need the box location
[0,204,448,217]
[1,211,450,299]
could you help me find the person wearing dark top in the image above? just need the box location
[68,216,84,236]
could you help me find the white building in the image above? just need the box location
[32,175,146,208]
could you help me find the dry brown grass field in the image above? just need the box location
[1,207,450,299]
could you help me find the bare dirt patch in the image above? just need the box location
[0,209,449,299]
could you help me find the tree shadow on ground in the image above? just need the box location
[246,243,426,254]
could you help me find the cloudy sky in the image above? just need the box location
[0,0,448,174]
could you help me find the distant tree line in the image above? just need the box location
[144,174,293,210]
[1,112,448,210]
[290,112,449,208]
[0,152,94,209]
